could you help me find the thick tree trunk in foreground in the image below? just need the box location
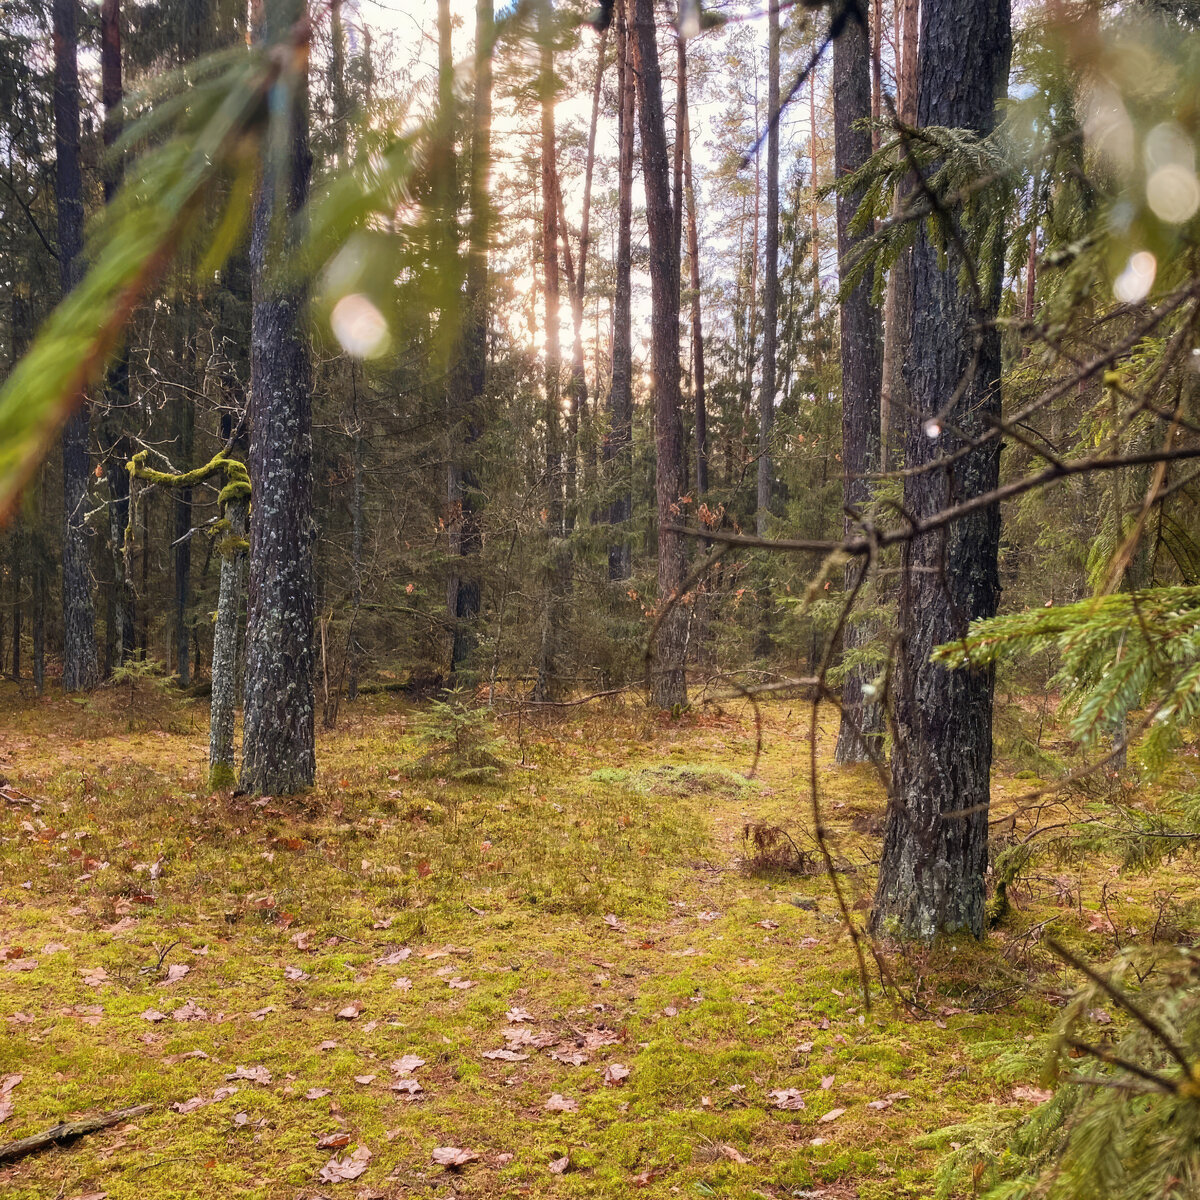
[241,0,316,794]
[605,0,635,583]
[872,0,1011,941]
[633,0,687,710]
[833,4,884,764]
[55,0,97,693]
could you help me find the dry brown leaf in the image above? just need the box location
[720,1144,749,1164]
[391,1054,425,1074]
[171,1000,208,1022]
[171,1096,208,1114]
[1012,1085,1053,1104]
[544,1093,578,1112]
[284,965,310,982]
[483,1049,529,1062]
[225,1065,271,1085]
[769,1088,806,1111]
[80,967,109,987]
[141,1008,167,1023]
[375,949,411,965]
[304,1087,333,1100]
[818,1107,846,1123]
[390,1078,422,1094]
[354,1075,377,1085]
[432,1146,478,1167]
[159,964,190,985]
[505,1007,535,1023]
[392,977,413,991]
[549,1156,569,1174]
[603,1062,630,1086]
[317,1132,352,1149]
[318,1144,372,1183]
[336,1002,364,1020]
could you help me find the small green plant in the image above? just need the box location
[89,658,185,733]
[409,692,506,783]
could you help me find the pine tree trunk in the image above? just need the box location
[240,0,316,795]
[534,0,565,702]
[633,0,687,710]
[9,527,21,681]
[872,0,1011,941]
[174,394,194,685]
[210,495,248,788]
[606,0,635,583]
[682,80,706,499]
[879,0,918,469]
[833,5,884,764]
[447,0,491,676]
[55,0,97,693]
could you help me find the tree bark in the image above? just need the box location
[757,1,779,540]
[174,391,194,685]
[55,0,97,692]
[833,3,884,764]
[210,493,248,788]
[534,0,565,702]
[879,0,918,469]
[240,0,316,794]
[633,0,687,710]
[872,0,1012,941]
[606,0,635,583]
[681,67,706,499]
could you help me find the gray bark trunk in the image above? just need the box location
[55,0,97,692]
[210,495,248,787]
[605,0,635,583]
[872,0,1011,941]
[833,4,884,764]
[240,0,316,794]
[633,0,687,710]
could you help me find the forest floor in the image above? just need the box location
[0,681,1173,1199]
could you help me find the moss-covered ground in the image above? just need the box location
[0,684,1176,1198]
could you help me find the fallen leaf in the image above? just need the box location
[336,1003,364,1020]
[172,1000,208,1022]
[390,1078,422,1094]
[757,920,779,930]
[1,1075,22,1097]
[549,1048,588,1067]
[354,1075,377,1085]
[603,1062,630,1086]
[304,1087,333,1100]
[432,1146,478,1167]
[544,1093,578,1112]
[80,967,109,987]
[602,914,626,932]
[866,1098,893,1111]
[319,1144,372,1183]
[141,1009,167,1023]
[62,1004,104,1026]
[375,949,411,966]
[291,931,314,951]
[506,1007,535,1023]
[160,964,190,985]
[1012,1085,1053,1104]
[720,1144,749,1164]
[818,1107,846,1123]
[171,1097,209,1115]
[769,1089,806,1111]
[372,917,395,930]
[446,978,476,990]
[225,1065,271,1085]
[163,1050,210,1065]
[318,1040,338,1051]
[392,977,412,991]
[583,1029,620,1051]
[391,1054,426,1074]
[42,941,68,954]
[318,1132,352,1149]
[549,1156,569,1175]
[249,1006,275,1021]
[483,1049,529,1061]
[232,1111,249,1127]
[697,911,722,922]
[820,1074,834,1090]
[284,965,310,982]
[211,1086,238,1102]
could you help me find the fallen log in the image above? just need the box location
[0,1104,152,1164]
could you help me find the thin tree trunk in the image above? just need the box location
[606,0,635,583]
[879,0,918,469]
[174,391,194,685]
[55,0,97,692]
[209,493,248,787]
[833,3,884,764]
[9,528,21,681]
[633,0,687,710]
[348,385,364,700]
[534,0,565,701]
[240,0,316,795]
[872,0,1012,941]
[682,76,706,499]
